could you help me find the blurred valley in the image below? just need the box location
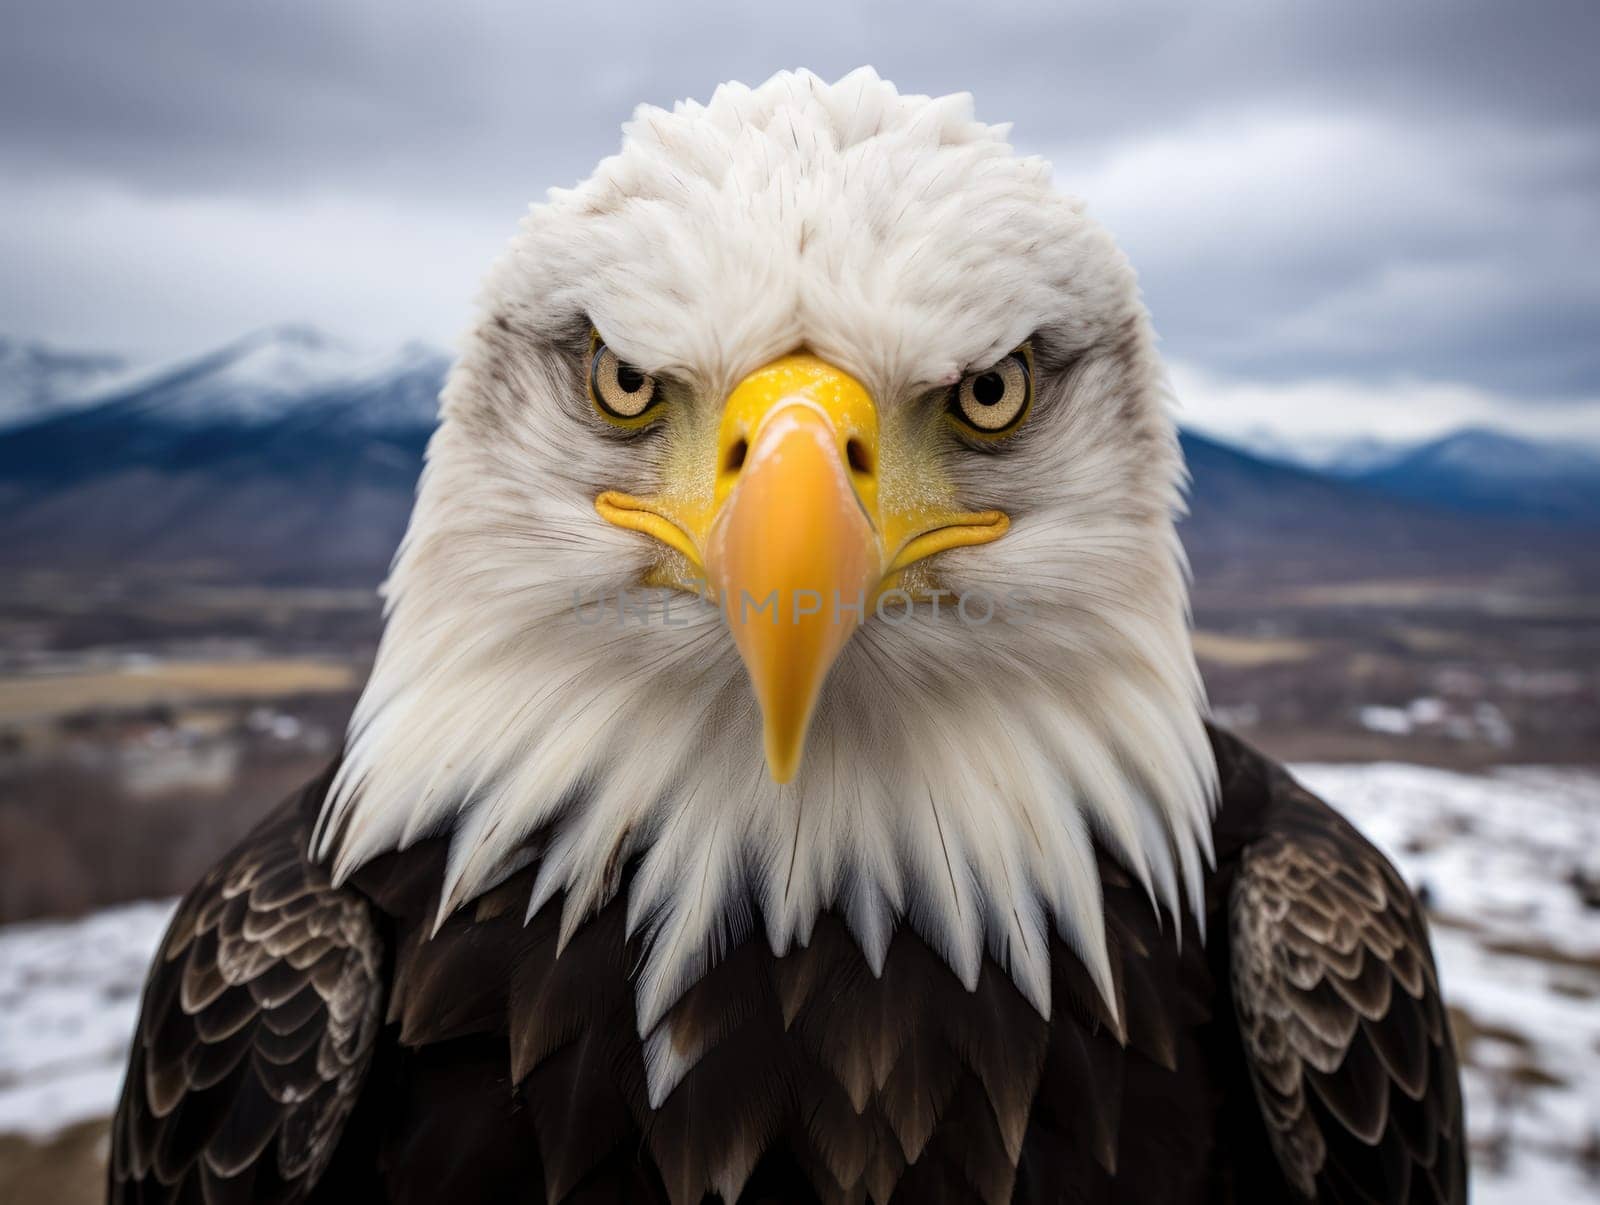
[1,326,1598,923]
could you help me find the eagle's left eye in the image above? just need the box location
[950,348,1031,436]
[590,342,660,423]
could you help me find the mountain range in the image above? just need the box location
[0,328,1594,587]
[1342,428,1600,523]
[0,328,448,579]
[1228,424,1600,524]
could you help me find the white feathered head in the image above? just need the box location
[317,69,1215,1073]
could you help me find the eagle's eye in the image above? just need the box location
[950,348,1032,437]
[590,342,660,424]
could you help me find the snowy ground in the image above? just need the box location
[1,764,1597,1201]
[1296,764,1600,1203]
[0,900,174,1139]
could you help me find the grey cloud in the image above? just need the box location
[8,1,1597,198]
[3,0,1598,414]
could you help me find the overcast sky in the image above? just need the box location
[4,0,1598,444]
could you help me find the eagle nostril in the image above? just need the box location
[846,438,873,476]
[724,438,749,474]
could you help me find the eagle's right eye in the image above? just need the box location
[590,342,660,424]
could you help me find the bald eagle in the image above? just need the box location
[110,70,1465,1204]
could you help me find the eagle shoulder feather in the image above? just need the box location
[109,765,384,1205]
[1226,758,1467,1203]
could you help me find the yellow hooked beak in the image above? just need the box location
[596,353,1008,782]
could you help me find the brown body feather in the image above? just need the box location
[110,726,1466,1203]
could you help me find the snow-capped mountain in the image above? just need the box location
[80,324,450,429]
[0,326,451,580]
[1226,427,1413,475]
[0,336,139,430]
[1305,435,1415,476]
[1225,423,1600,523]
[1375,426,1600,480]
[1350,427,1600,523]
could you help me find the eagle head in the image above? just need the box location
[318,68,1215,1040]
